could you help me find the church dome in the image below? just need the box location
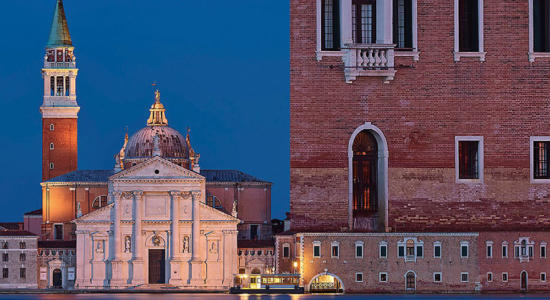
[116,90,200,170]
[125,126,189,159]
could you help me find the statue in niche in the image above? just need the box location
[209,241,217,254]
[95,240,103,253]
[76,202,82,218]
[182,236,190,253]
[124,236,131,253]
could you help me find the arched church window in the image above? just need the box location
[92,195,108,209]
[352,130,378,217]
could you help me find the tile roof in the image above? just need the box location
[38,240,76,249]
[45,169,270,184]
[45,170,115,183]
[200,170,270,183]
[0,231,37,237]
[24,209,42,216]
[0,223,24,230]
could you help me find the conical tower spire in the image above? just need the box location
[47,0,72,47]
[147,90,169,126]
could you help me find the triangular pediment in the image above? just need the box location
[111,156,204,181]
[73,203,113,223]
[199,202,240,223]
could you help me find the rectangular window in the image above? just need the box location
[398,245,405,257]
[502,244,508,258]
[379,272,388,282]
[250,224,259,240]
[56,76,64,96]
[434,272,442,283]
[321,0,340,50]
[380,244,387,258]
[542,272,547,282]
[416,245,423,258]
[461,244,469,258]
[502,272,508,282]
[54,224,63,240]
[487,245,492,258]
[434,244,441,258]
[461,272,469,282]
[352,0,376,44]
[50,76,55,96]
[283,245,290,258]
[534,141,550,179]
[313,244,321,258]
[331,244,339,258]
[529,246,534,258]
[2,253,7,262]
[19,253,25,262]
[542,244,547,258]
[356,244,363,258]
[487,272,493,282]
[65,76,70,96]
[534,0,550,52]
[515,246,520,257]
[2,268,7,279]
[355,272,363,282]
[393,0,413,49]
[459,141,480,179]
[458,0,479,52]
[19,268,25,279]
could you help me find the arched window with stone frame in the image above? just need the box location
[91,195,108,209]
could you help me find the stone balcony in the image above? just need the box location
[44,61,76,69]
[343,43,396,83]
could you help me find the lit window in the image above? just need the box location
[487,272,493,282]
[355,272,363,282]
[379,272,388,282]
[331,242,339,258]
[434,272,442,283]
[461,272,469,282]
[502,272,508,282]
[533,141,550,179]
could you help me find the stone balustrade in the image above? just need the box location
[343,43,397,83]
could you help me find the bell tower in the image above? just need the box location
[41,0,79,181]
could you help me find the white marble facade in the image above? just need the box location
[74,156,239,289]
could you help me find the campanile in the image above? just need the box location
[41,0,79,181]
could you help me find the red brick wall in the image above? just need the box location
[290,0,550,232]
[42,118,77,181]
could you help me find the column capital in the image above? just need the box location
[121,191,134,200]
[191,190,202,199]
[132,190,144,199]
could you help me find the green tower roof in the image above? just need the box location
[47,0,72,47]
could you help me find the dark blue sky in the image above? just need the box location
[0,1,289,221]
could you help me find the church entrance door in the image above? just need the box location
[52,268,62,288]
[148,249,166,284]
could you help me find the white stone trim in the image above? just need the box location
[461,272,469,282]
[395,0,419,61]
[379,241,388,258]
[453,0,485,62]
[487,272,493,282]
[455,136,484,183]
[355,241,364,258]
[530,136,550,183]
[355,272,363,282]
[404,270,416,291]
[541,242,547,258]
[502,272,508,282]
[502,242,508,258]
[521,270,529,290]
[486,240,493,258]
[528,0,550,62]
[433,272,442,283]
[331,241,340,258]
[379,272,388,282]
[348,122,389,231]
[307,272,345,293]
[313,241,321,258]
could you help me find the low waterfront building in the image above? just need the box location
[0,231,38,289]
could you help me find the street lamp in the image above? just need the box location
[293,261,298,274]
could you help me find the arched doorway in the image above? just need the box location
[521,271,528,291]
[52,269,62,288]
[309,273,344,293]
[405,271,416,291]
[348,123,388,232]
[250,268,262,289]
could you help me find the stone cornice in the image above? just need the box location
[295,232,480,238]
[41,182,107,187]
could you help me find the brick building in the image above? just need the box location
[0,231,38,289]
[281,0,550,293]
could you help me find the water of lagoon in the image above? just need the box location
[0,294,549,300]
